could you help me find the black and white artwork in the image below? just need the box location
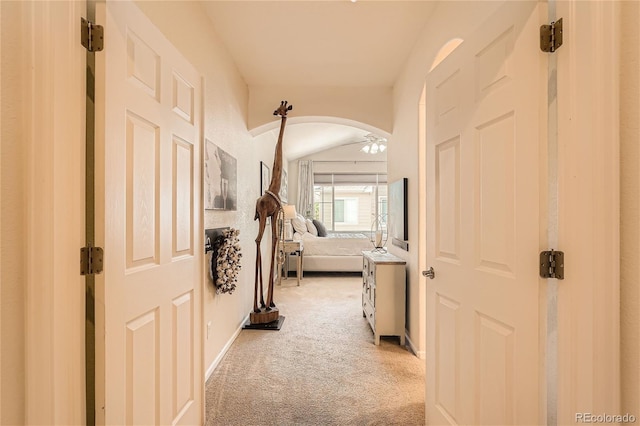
[205,140,237,211]
[260,161,270,195]
[280,168,288,203]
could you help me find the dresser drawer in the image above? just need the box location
[362,297,375,331]
[362,278,375,303]
[362,257,369,278]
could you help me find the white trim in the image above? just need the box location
[23,1,86,424]
[205,314,250,381]
[545,2,559,423]
[404,331,425,360]
[0,1,3,420]
[25,1,56,422]
[0,1,3,419]
[556,1,621,422]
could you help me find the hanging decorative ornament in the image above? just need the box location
[370,214,388,253]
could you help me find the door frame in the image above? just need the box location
[19,0,88,424]
[555,1,620,422]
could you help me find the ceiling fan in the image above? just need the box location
[345,133,388,154]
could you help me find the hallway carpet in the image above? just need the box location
[205,274,425,426]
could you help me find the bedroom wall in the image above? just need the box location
[390,1,503,358]
[134,1,282,377]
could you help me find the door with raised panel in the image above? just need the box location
[425,2,544,424]
[94,1,202,424]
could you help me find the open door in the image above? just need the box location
[94,1,203,424]
[425,2,545,424]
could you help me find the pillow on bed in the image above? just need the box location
[291,214,307,235]
[306,219,318,236]
[312,219,328,237]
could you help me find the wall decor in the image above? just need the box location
[205,140,237,210]
[389,177,409,251]
[280,168,288,203]
[260,161,270,195]
[206,227,242,295]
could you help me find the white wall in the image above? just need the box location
[390,0,502,358]
[134,1,282,377]
[621,0,640,417]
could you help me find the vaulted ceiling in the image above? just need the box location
[201,0,436,159]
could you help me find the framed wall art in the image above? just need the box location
[205,140,237,211]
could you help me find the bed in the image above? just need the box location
[291,230,374,272]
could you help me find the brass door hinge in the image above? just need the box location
[540,18,563,53]
[81,17,104,52]
[540,249,564,279]
[81,245,104,275]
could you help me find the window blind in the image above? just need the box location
[314,173,387,185]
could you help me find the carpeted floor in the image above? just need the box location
[205,274,425,426]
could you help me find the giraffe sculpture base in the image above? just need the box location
[249,307,280,325]
[243,314,285,331]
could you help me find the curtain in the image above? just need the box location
[297,160,314,218]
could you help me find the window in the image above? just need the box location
[379,195,388,217]
[334,199,345,222]
[313,173,387,232]
[334,197,358,224]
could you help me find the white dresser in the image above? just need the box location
[362,251,407,346]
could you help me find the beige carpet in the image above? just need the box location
[205,274,425,426]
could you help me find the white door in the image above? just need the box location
[425,2,544,424]
[94,1,202,424]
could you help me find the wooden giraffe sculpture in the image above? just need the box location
[251,100,293,324]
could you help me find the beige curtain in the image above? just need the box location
[296,160,314,218]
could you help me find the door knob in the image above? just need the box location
[422,267,435,279]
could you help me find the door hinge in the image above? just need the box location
[540,18,563,53]
[540,249,564,280]
[81,245,104,276]
[81,17,104,52]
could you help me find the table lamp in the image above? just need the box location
[282,204,297,240]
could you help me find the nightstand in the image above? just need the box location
[278,240,304,286]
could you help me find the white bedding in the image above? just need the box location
[295,232,373,256]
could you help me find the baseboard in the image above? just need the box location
[205,313,250,381]
[405,331,425,360]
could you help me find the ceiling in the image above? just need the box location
[201,0,436,159]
